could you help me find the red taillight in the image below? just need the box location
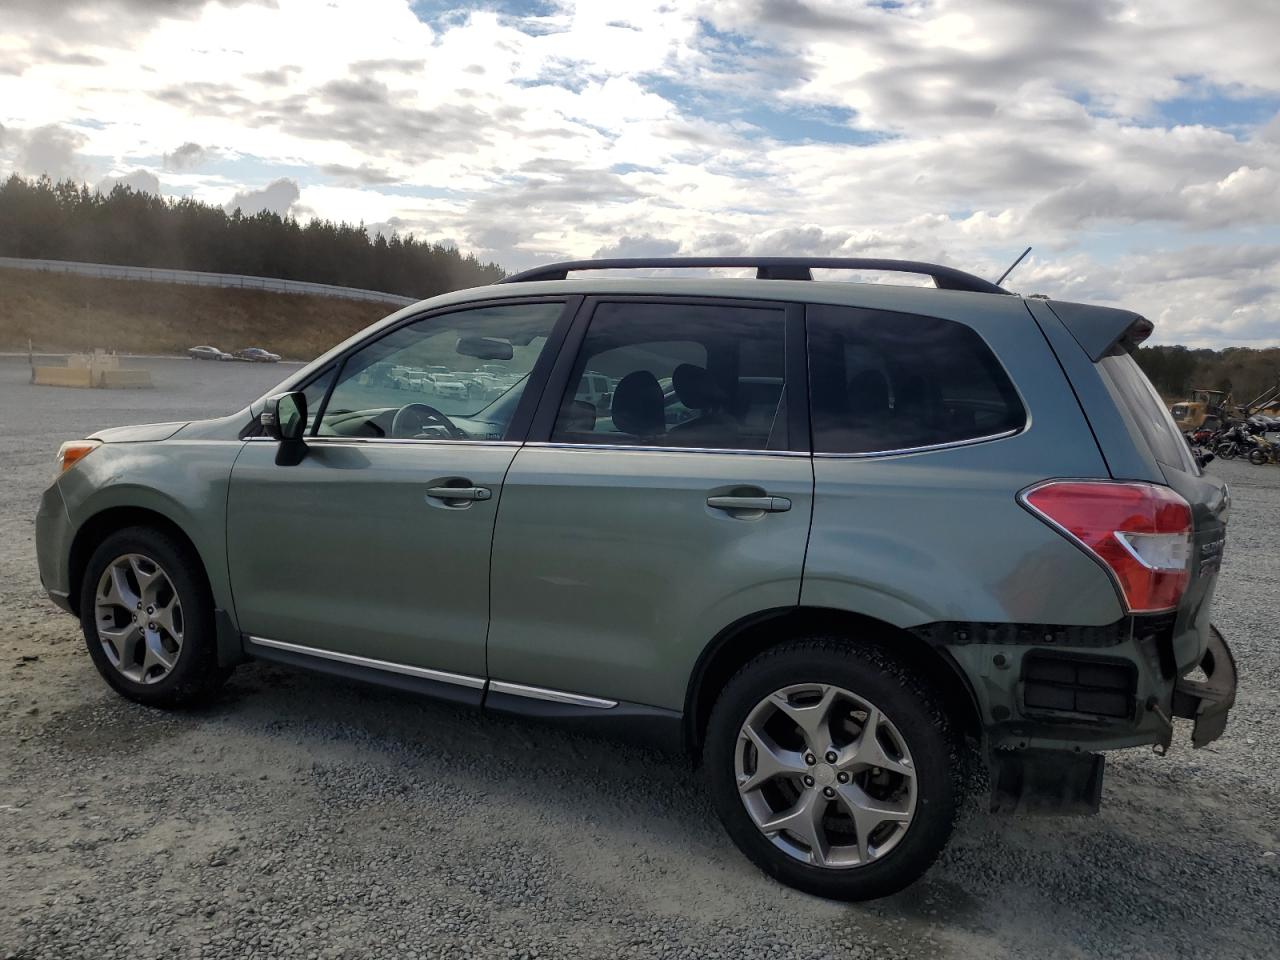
[1020,480,1193,614]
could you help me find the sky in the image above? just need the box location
[1,0,1279,347]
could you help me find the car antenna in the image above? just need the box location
[994,246,1032,286]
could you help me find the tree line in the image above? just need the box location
[1135,344,1280,407]
[0,174,506,298]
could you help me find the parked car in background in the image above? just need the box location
[37,256,1236,902]
[575,371,614,413]
[430,373,471,400]
[187,345,233,361]
[234,347,282,363]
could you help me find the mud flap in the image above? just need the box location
[214,608,247,667]
[990,749,1105,815]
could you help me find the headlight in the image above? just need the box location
[56,439,102,475]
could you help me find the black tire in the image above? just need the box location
[1248,448,1267,466]
[704,639,959,901]
[1215,442,1236,460]
[78,526,231,707]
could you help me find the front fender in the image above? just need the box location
[58,439,245,616]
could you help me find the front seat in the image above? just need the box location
[609,370,666,442]
[668,363,739,445]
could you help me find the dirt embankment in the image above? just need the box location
[0,268,393,360]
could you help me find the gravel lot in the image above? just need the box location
[2,355,1277,960]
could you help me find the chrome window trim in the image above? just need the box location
[308,436,521,447]
[813,427,1022,459]
[488,680,617,709]
[523,441,809,457]
[245,435,521,447]
[246,636,486,689]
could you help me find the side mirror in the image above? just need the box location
[262,391,307,441]
[1197,451,1215,468]
[262,392,308,465]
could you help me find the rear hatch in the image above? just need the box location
[1042,300,1229,671]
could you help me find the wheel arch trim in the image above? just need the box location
[683,605,984,758]
[67,502,218,618]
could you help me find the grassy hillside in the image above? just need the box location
[0,268,398,360]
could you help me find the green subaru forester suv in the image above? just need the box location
[36,257,1236,900]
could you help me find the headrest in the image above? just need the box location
[610,370,665,437]
[672,363,727,410]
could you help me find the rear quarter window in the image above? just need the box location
[807,304,1026,454]
[1097,352,1199,474]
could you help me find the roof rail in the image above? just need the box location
[500,257,1009,295]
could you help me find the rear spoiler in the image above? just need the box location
[1044,300,1154,361]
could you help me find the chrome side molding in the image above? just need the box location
[245,635,618,708]
[246,636,486,689]
[488,680,617,710]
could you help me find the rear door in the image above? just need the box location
[486,297,814,712]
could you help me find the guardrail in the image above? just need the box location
[0,256,418,307]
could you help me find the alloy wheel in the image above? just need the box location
[94,553,184,684]
[735,682,917,869]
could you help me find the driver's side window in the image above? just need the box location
[314,301,563,441]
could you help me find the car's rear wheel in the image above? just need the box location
[705,639,958,900]
[79,527,231,707]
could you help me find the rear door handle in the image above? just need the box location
[706,495,791,513]
[425,485,492,502]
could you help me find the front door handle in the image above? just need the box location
[425,485,492,503]
[706,495,791,513]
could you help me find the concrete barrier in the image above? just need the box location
[98,369,154,389]
[32,366,94,388]
[30,361,153,389]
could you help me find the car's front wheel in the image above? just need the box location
[705,639,959,900]
[79,527,231,707]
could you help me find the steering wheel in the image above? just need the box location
[390,403,467,440]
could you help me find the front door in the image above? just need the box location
[487,298,814,712]
[226,299,569,688]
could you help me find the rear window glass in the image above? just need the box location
[807,304,1025,454]
[1097,352,1198,474]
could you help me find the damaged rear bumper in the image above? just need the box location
[1164,624,1237,751]
[990,625,1236,814]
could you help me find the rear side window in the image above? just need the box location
[551,300,786,451]
[807,304,1025,454]
[1097,352,1198,474]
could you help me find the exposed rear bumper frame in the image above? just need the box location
[1169,624,1237,749]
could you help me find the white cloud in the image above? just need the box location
[0,122,89,179]
[225,177,300,216]
[163,141,211,171]
[98,168,161,194]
